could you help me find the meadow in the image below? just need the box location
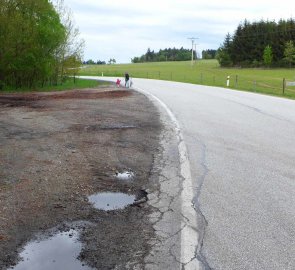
[79,60,295,99]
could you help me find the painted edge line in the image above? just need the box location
[77,76,200,269]
[134,86,200,269]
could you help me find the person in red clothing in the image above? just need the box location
[116,78,121,87]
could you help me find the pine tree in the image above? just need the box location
[219,18,295,67]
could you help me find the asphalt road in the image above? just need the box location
[83,77,295,270]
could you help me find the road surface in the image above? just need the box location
[82,77,295,270]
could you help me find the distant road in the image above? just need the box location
[82,76,295,270]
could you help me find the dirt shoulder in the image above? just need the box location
[0,86,162,269]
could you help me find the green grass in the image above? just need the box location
[1,78,108,93]
[79,60,295,99]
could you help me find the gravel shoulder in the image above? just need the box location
[0,86,162,269]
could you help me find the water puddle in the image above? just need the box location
[115,171,134,181]
[10,229,92,270]
[88,192,135,211]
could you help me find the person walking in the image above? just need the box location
[125,73,130,88]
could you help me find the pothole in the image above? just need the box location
[115,171,134,181]
[88,192,136,211]
[10,228,93,270]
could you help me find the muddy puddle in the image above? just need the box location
[10,229,92,270]
[88,192,135,211]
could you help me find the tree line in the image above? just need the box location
[0,0,84,90]
[83,60,106,65]
[83,58,117,65]
[217,18,295,67]
[202,49,217,59]
[131,47,196,63]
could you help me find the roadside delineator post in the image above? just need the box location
[226,76,230,87]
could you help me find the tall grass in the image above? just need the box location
[1,78,107,93]
[79,60,295,99]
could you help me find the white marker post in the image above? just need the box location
[226,76,230,87]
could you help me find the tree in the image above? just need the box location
[131,57,140,63]
[0,0,67,88]
[216,33,232,67]
[263,45,273,67]
[85,59,95,65]
[145,48,155,62]
[202,50,217,59]
[96,60,106,65]
[219,18,295,67]
[0,0,84,89]
[53,0,84,84]
[216,49,232,67]
[284,40,295,68]
[131,47,193,63]
[108,58,116,64]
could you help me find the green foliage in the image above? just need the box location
[2,78,104,93]
[0,0,83,90]
[108,58,116,64]
[85,59,96,65]
[263,45,273,67]
[131,47,194,63]
[219,18,295,67]
[216,49,232,67]
[83,60,106,65]
[202,49,217,59]
[284,40,295,67]
[216,33,232,67]
[0,0,65,88]
[53,0,84,85]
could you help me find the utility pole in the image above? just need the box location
[188,37,198,65]
[194,44,197,63]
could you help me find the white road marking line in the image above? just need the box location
[134,86,200,269]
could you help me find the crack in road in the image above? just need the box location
[192,139,212,270]
[137,86,209,270]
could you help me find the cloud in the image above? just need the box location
[62,0,294,63]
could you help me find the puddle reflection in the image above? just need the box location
[88,192,135,211]
[10,230,92,270]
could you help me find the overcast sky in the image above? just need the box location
[63,0,294,63]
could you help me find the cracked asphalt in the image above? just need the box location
[134,78,295,270]
[144,99,200,270]
[12,76,293,269]
[82,77,295,270]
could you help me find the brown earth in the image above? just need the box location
[0,85,162,269]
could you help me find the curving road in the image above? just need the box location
[82,77,295,270]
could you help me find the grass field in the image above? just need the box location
[79,60,295,99]
[1,78,107,93]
